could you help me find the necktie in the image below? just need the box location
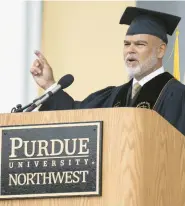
[131,82,141,99]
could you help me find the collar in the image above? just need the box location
[133,66,165,87]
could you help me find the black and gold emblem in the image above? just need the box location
[136,101,151,109]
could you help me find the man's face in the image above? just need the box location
[123,34,162,79]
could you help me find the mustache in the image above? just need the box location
[125,55,139,61]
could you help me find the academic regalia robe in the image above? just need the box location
[39,72,185,136]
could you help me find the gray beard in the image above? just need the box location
[125,52,158,79]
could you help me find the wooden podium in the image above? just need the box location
[0,108,185,206]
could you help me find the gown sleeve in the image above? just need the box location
[39,86,115,111]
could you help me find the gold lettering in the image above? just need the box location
[9,137,23,158]
[78,138,89,155]
[9,162,14,168]
[18,174,26,185]
[73,171,80,183]
[18,162,23,168]
[43,161,47,167]
[81,171,89,183]
[51,172,65,184]
[24,140,36,157]
[84,159,88,165]
[26,173,35,185]
[50,139,64,156]
[8,171,89,186]
[27,161,30,168]
[52,160,56,167]
[60,160,64,166]
[69,159,71,166]
[35,173,43,185]
[65,171,73,183]
[42,172,52,184]
[37,140,49,157]
[64,139,77,155]
[34,161,39,167]
[9,174,17,186]
[75,159,80,165]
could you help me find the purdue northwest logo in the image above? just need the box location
[0,122,102,199]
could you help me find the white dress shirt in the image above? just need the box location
[132,66,165,87]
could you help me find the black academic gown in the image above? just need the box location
[39,72,185,136]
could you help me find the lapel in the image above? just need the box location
[112,79,133,107]
[130,72,174,109]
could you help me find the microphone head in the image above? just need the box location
[58,74,74,89]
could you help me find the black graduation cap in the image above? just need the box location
[119,7,181,44]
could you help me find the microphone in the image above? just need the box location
[25,74,74,112]
[11,93,48,113]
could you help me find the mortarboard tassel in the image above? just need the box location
[173,28,180,81]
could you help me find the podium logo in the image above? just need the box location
[9,137,89,158]
[0,122,102,199]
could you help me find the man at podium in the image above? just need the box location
[30,7,185,136]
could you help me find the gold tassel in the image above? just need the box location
[173,28,180,80]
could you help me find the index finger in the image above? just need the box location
[34,50,48,64]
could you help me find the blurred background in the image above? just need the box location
[1,1,184,113]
